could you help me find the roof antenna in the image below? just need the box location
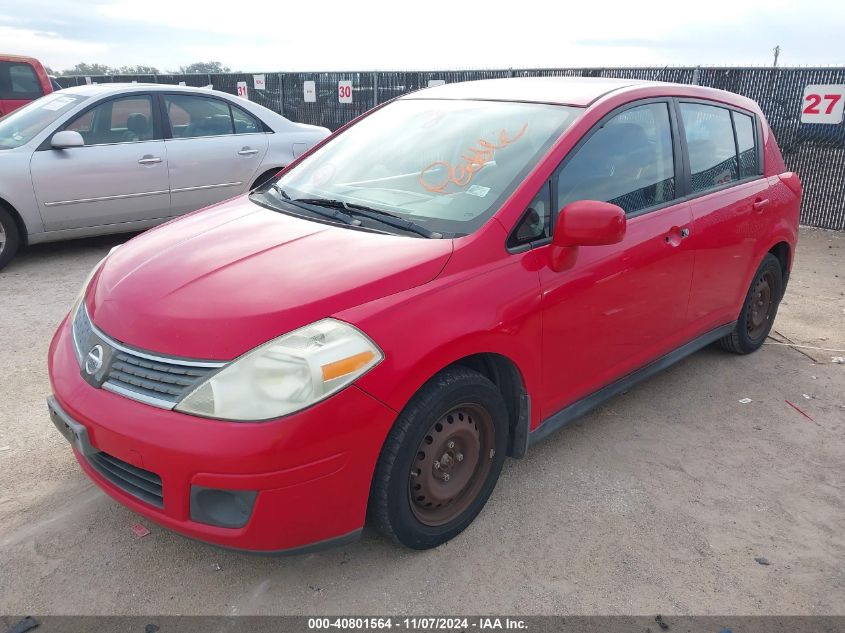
[772,45,781,68]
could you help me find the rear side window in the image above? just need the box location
[232,106,260,133]
[165,94,234,138]
[733,111,758,178]
[0,62,44,100]
[679,103,738,193]
[557,102,676,216]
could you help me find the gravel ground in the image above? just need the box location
[0,227,843,616]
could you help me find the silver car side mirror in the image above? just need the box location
[51,130,85,149]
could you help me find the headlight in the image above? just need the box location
[175,319,383,421]
[72,246,121,308]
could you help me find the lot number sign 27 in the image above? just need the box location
[801,85,845,124]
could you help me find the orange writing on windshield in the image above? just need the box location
[419,123,529,193]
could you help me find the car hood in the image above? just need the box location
[88,197,453,360]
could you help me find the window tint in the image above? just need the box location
[65,95,154,144]
[165,94,233,138]
[679,103,738,193]
[557,102,675,216]
[0,62,43,100]
[509,183,552,248]
[232,106,260,133]
[733,111,758,178]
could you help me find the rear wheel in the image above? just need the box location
[719,253,783,354]
[0,206,21,272]
[369,367,508,549]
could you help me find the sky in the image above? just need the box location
[1,0,844,73]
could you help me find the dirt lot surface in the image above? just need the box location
[0,227,843,616]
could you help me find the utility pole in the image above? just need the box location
[772,45,781,67]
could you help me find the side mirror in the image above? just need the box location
[51,130,84,149]
[552,200,626,248]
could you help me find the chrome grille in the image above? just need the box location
[88,451,163,507]
[108,351,213,405]
[71,304,225,409]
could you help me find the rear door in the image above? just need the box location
[676,101,770,332]
[161,93,269,216]
[536,100,695,417]
[30,93,170,231]
[0,60,46,116]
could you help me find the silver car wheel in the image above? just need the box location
[0,222,6,256]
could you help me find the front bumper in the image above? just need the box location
[48,313,397,553]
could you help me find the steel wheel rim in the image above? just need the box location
[0,222,5,256]
[747,270,776,340]
[408,403,495,527]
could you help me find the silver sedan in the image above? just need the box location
[0,84,330,270]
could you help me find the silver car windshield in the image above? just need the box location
[260,99,582,235]
[0,93,88,150]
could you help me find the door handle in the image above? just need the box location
[238,148,259,156]
[752,198,770,212]
[664,226,690,246]
[138,156,162,165]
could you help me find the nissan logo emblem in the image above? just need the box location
[85,345,104,375]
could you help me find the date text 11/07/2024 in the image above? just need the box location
[307,617,528,630]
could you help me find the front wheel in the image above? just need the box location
[369,367,508,549]
[719,253,784,354]
[0,207,21,272]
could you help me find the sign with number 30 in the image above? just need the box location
[801,85,845,124]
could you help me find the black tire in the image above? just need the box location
[0,206,21,272]
[250,168,283,191]
[719,253,783,354]
[369,367,508,550]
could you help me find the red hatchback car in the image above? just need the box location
[48,78,801,552]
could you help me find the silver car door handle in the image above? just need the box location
[138,156,162,165]
[238,148,259,156]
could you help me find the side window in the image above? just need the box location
[557,102,675,216]
[0,62,43,100]
[232,106,260,134]
[679,103,738,193]
[165,94,233,138]
[733,112,758,178]
[508,183,552,248]
[65,95,154,145]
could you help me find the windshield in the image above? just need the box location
[0,92,87,150]
[255,99,581,236]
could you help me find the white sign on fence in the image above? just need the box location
[428,79,446,87]
[338,80,353,104]
[236,81,249,99]
[85,77,92,85]
[253,74,266,90]
[178,81,186,86]
[801,84,845,124]
[304,80,316,102]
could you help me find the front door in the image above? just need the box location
[536,100,695,419]
[30,93,170,231]
[161,93,269,216]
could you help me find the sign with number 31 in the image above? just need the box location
[801,85,845,124]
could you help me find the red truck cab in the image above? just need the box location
[0,54,54,117]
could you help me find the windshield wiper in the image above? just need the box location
[294,198,443,239]
[264,186,359,226]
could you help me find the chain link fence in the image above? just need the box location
[56,67,845,230]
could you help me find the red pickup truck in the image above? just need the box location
[0,54,55,117]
